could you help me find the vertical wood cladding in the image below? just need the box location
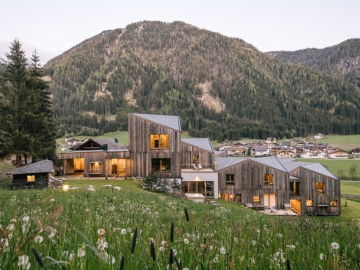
[12,173,49,189]
[180,143,214,167]
[218,160,289,207]
[128,114,181,178]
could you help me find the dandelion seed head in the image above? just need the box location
[331,242,339,250]
[220,246,226,254]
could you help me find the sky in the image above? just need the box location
[1,0,359,65]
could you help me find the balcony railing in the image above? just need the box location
[181,162,218,171]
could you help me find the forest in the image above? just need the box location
[44,21,360,141]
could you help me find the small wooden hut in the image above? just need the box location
[8,160,54,189]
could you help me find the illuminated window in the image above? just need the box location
[306,200,313,207]
[265,173,274,185]
[315,182,324,193]
[193,154,199,163]
[290,182,300,195]
[152,158,171,172]
[150,134,169,149]
[330,200,338,207]
[90,162,102,174]
[27,175,35,182]
[226,174,235,185]
[253,195,260,203]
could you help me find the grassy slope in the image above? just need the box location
[312,134,360,151]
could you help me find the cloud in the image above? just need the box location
[0,41,59,66]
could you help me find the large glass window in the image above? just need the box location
[152,158,171,172]
[253,195,260,203]
[90,162,102,174]
[316,182,324,193]
[265,174,274,185]
[226,174,235,185]
[27,175,35,182]
[290,182,300,195]
[150,134,169,149]
[306,200,313,206]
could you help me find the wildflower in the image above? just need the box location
[276,233,283,238]
[97,228,106,237]
[319,253,324,260]
[209,245,213,250]
[6,224,14,231]
[213,256,219,263]
[34,235,44,243]
[121,228,126,235]
[220,246,226,254]
[286,245,296,250]
[50,198,55,202]
[183,238,189,244]
[69,252,75,262]
[357,244,360,249]
[103,252,116,264]
[18,255,31,270]
[159,246,165,252]
[256,229,261,234]
[97,238,108,251]
[183,268,190,270]
[78,247,86,257]
[161,240,168,247]
[331,242,339,250]
[48,229,57,239]
[251,240,257,246]
[10,218,17,223]
[22,216,30,222]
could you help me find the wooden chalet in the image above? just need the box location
[8,160,53,189]
[58,138,129,177]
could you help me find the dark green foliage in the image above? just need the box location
[0,40,56,164]
[44,22,360,139]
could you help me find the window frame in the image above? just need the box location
[149,134,169,149]
[253,195,260,203]
[306,200,313,207]
[330,200,338,207]
[264,173,274,185]
[151,158,171,172]
[27,175,35,182]
[226,174,235,185]
[90,162,102,174]
[315,182,324,193]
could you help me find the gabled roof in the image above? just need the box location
[8,160,53,175]
[251,156,288,172]
[72,138,127,152]
[181,138,214,153]
[132,113,181,131]
[277,158,312,172]
[301,163,338,179]
[215,157,248,170]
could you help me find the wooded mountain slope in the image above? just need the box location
[44,21,360,141]
[268,39,360,87]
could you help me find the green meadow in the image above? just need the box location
[0,179,360,269]
[312,134,360,151]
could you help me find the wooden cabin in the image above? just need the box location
[58,138,129,177]
[216,157,289,208]
[279,159,340,216]
[128,113,182,178]
[8,160,53,189]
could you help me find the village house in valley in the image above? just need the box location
[57,113,340,216]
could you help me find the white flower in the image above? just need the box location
[319,253,324,260]
[183,238,189,244]
[50,198,55,202]
[331,242,339,250]
[277,233,283,238]
[161,240,168,247]
[97,228,106,236]
[10,218,17,223]
[121,228,126,235]
[357,244,360,249]
[213,256,219,263]
[18,255,31,270]
[183,268,190,270]
[34,235,44,243]
[103,252,116,264]
[172,249,177,256]
[48,230,57,239]
[0,238,9,247]
[286,245,296,250]
[22,216,30,222]
[97,238,108,251]
[256,229,261,234]
[159,246,165,252]
[209,245,213,250]
[78,248,86,257]
[251,240,257,246]
[69,252,75,262]
[220,246,226,255]
[6,224,14,231]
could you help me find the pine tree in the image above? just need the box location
[0,40,56,165]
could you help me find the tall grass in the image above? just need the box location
[0,180,359,269]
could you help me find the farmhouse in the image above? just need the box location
[8,160,54,189]
[57,113,340,215]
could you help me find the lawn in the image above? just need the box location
[300,158,360,179]
[1,179,360,269]
[340,180,360,195]
[312,134,360,151]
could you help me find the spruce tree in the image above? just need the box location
[0,40,56,165]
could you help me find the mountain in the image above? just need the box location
[44,21,360,141]
[267,39,360,87]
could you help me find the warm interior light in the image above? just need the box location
[62,185,69,192]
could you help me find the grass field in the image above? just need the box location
[1,179,360,269]
[311,134,360,151]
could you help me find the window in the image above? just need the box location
[330,200,338,207]
[306,200,313,207]
[152,158,171,172]
[193,154,199,163]
[226,174,235,185]
[290,182,300,195]
[150,134,169,149]
[315,182,324,193]
[264,174,274,185]
[27,175,35,182]
[253,195,260,203]
[6,155,11,160]
[90,162,102,174]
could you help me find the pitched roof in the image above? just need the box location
[251,156,288,172]
[8,160,53,175]
[215,157,248,170]
[181,138,214,152]
[301,163,338,179]
[132,113,181,131]
[72,138,127,152]
[277,158,312,172]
